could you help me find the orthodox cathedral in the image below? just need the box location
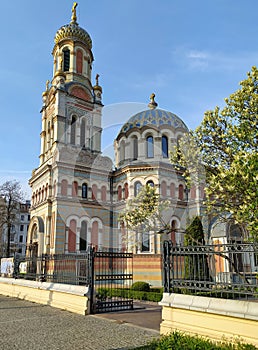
[27,3,206,266]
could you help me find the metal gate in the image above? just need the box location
[87,248,133,314]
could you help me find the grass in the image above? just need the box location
[132,331,257,350]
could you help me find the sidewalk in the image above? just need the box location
[0,295,159,350]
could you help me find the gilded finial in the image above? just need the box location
[71,2,78,23]
[148,93,158,109]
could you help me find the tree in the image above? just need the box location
[0,180,24,257]
[184,216,210,282]
[172,66,258,240]
[119,185,170,249]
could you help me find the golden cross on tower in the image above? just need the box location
[71,2,78,23]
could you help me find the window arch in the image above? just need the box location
[91,221,99,250]
[162,135,168,158]
[63,48,70,71]
[124,183,129,199]
[92,184,98,200]
[120,140,125,162]
[68,219,76,252]
[61,179,68,196]
[71,116,76,145]
[80,119,86,147]
[80,221,87,251]
[146,135,154,158]
[82,183,88,199]
[76,49,83,74]
[134,181,142,196]
[101,186,107,202]
[161,181,167,197]
[72,181,78,197]
[117,185,122,201]
[133,137,138,160]
[146,180,154,187]
[178,184,184,200]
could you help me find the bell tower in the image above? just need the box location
[28,3,112,256]
[39,2,103,166]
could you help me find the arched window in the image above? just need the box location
[133,137,138,160]
[91,221,98,250]
[161,181,167,197]
[171,220,177,244]
[80,119,86,147]
[101,186,107,202]
[76,49,83,74]
[146,180,154,187]
[92,184,98,200]
[120,140,125,162]
[68,219,76,252]
[124,183,129,199]
[72,181,78,197]
[117,185,122,201]
[71,116,76,145]
[146,135,154,158]
[82,183,88,199]
[80,221,87,251]
[178,184,184,200]
[134,181,142,196]
[63,48,70,71]
[61,179,68,196]
[162,135,168,158]
[170,183,175,198]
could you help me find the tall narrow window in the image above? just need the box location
[134,181,142,196]
[61,180,68,196]
[178,184,184,200]
[72,181,78,197]
[118,185,122,201]
[63,48,70,71]
[161,181,167,197]
[76,49,83,74]
[162,135,168,158]
[146,136,154,158]
[170,183,175,198]
[120,140,125,162]
[80,119,86,147]
[142,231,150,252]
[133,137,138,160]
[92,184,98,200]
[80,221,87,251]
[91,221,99,250]
[101,186,107,202]
[68,219,76,252]
[124,183,129,199]
[82,183,88,198]
[71,116,76,145]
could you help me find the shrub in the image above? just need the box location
[131,281,150,292]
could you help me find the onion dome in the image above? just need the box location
[119,94,188,134]
[54,2,92,49]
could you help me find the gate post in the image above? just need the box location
[86,246,95,314]
[163,240,172,293]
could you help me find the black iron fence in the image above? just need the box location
[163,240,258,299]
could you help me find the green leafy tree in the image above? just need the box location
[119,185,170,249]
[172,66,258,239]
[0,180,24,257]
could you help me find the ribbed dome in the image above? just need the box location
[54,22,92,49]
[119,109,188,134]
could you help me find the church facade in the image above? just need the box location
[27,4,205,270]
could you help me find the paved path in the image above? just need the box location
[0,295,159,350]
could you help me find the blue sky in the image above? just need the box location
[1,0,258,197]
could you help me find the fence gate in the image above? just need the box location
[87,248,133,314]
